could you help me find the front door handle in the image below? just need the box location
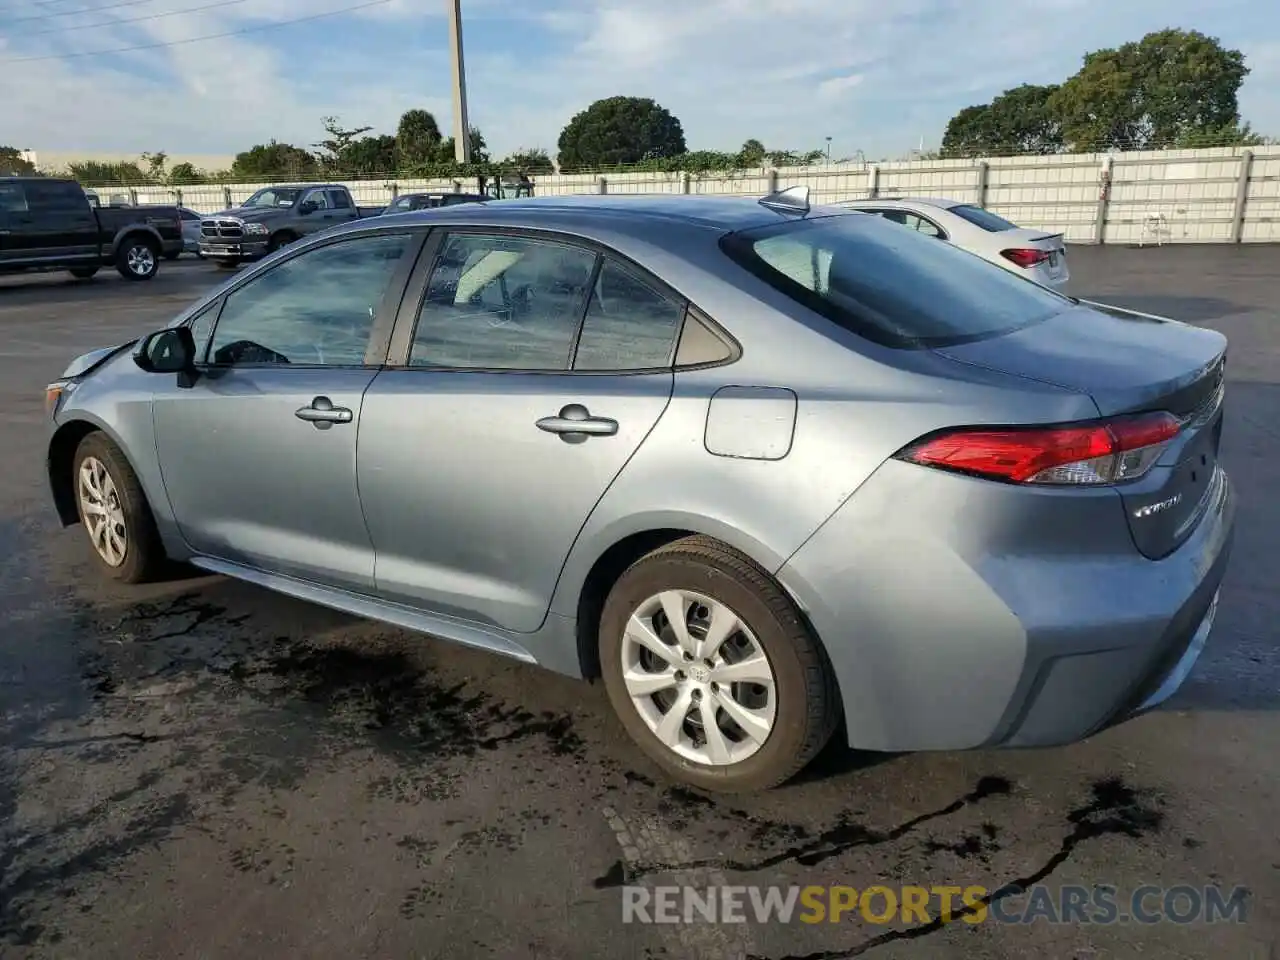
[295,395,353,429]
[536,403,618,442]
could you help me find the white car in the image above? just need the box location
[838,197,1070,290]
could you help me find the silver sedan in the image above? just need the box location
[42,189,1234,792]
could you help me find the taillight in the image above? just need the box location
[896,412,1181,485]
[1000,247,1051,269]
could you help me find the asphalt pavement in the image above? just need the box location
[0,248,1276,960]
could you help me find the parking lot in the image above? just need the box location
[1,247,1277,959]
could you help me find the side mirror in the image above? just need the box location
[133,326,196,375]
[298,200,318,215]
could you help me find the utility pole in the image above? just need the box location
[446,0,472,164]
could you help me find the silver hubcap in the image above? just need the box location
[127,245,155,275]
[621,590,778,766]
[78,457,128,566]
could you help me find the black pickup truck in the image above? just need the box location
[0,177,184,281]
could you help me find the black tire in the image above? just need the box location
[68,266,99,280]
[164,250,181,261]
[213,259,240,270]
[598,535,840,793]
[71,431,166,584]
[267,232,296,254]
[115,235,160,281]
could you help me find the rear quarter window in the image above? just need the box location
[720,213,1070,349]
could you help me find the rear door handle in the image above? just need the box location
[295,395,353,429]
[536,403,618,441]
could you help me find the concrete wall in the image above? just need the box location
[105,144,1280,244]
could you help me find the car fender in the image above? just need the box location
[547,508,791,623]
[50,380,187,558]
[108,224,165,257]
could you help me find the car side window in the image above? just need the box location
[302,190,330,210]
[328,190,352,209]
[393,197,412,211]
[573,259,685,370]
[187,300,221,362]
[207,233,411,367]
[905,214,943,238]
[0,183,30,213]
[410,233,597,370]
[26,181,88,213]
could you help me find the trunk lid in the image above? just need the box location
[936,300,1228,559]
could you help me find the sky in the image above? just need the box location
[1,0,1279,164]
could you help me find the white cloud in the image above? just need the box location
[1,0,1277,166]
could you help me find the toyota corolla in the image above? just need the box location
[44,189,1234,792]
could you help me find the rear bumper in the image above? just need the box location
[777,459,1235,752]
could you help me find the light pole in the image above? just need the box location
[446,0,471,163]
[825,136,832,161]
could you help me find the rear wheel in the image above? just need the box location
[213,258,240,270]
[599,535,840,792]
[163,250,181,261]
[68,266,99,280]
[115,236,159,280]
[72,432,166,583]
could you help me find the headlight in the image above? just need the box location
[243,223,269,236]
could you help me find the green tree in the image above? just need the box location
[168,162,205,184]
[1175,121,1269,149]
[1048,28,1250,150]
[0,145,38,175]
[435,128,490,165]
[941,105,996,157]
[396,109,443,169]
[67,160,148,184]
[737,138,767,166]
[942,85,1062,157]
[313,115,374,173]
[556,96,687,170]
[231,141,319,180]
[342,134,397,175]
[140,151,168,181]
[499,148,555,174]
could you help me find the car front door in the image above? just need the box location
[297,187,333,234]
[357,229,682,632]
[152,229,423,592]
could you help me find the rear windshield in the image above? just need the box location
[949,204,1019,232]
[720,213,1070,348]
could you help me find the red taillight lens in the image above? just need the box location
[1000,247,1051,269]
[897,412,1181,485]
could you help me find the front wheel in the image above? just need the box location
[115,237,159,280]
[213,258,240,270]
[267,232,297,254]
[68,266,99,280]
[72,432,166,583]
[599,535,840,793]
[163,250,181,261]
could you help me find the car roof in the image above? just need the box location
[261,183,345,190]
[850,196,963,211]
[368,193,853,237]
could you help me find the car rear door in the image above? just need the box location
[326,188,360,223]
[357,228,680,633]
[27,180,100,261]
[152,228,424,592]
